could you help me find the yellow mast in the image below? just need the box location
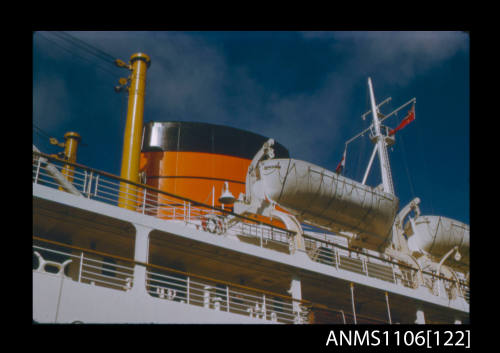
[61,131,81,183]
[116,53,151,210]
[50,131,81,190]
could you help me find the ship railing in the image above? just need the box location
[33,238,135,292]
[33,236,307,323]
[303,234,468,301]
[33,151,294,250]
[33,152,469,303]
[145,269,297,323]
[459,279,470,303]
[304,235,405,283]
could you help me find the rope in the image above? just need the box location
[33,124,55,151]
[33,124,52,140]
[37,32,118,79]
[277,159,293,203]
[399,134,416,199]
[51,31,117,64]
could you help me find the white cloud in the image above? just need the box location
[328,31,468,86]
[145,36,231,123]
[34,31,468,168]
[271,31,470,164]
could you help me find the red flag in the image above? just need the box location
[335,148,346,174]
[389,103,415,136]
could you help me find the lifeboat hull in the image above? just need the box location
[405,215,469,267]
[259,159,399,250]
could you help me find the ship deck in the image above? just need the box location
[32,151,469,324]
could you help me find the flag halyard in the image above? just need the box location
[335,148,347,174]
[389,103,415,136]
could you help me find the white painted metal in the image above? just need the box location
[259,158,399,250]
[219,181,236,204]
[32,72,470,325]
[288,276,302,323]
[351,97,416,147]
[362,144,378,185]
[385,291,392,324]
[350,283,357,324]
[405,215,470,266]
[33,183,469,323]
[415,309,426,324]
[368,77,394,195]
[361,96,392,121]
[33,145,82,196]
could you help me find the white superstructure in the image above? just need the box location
[33,77,469,324]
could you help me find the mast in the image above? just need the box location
[115,53,151,210]
[367,77,394,194]
[60,131,81,185]
[49,131,81,191]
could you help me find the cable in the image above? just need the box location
[33,123,56,151]
[37,32,118,79]
[33,122,89,148]
[414,111,436,215]
[33,123,52,140]
[398,133,416,199]
[52,31,117,64]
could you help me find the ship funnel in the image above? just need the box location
[218,182,236,205]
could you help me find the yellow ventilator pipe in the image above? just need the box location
[119,53,151,210]
[59,131,81,191]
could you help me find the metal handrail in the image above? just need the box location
[145,269,296,323]
[33,152,468,304]
[33,243,135,291]
[303,233,468,289]
[33,150,295,238]
[33,235,392,324]
[305,236,469,302]
[33,151,468,296]
[33,236,306,305]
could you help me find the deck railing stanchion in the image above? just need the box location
[350,282,357,324]
[87,171,93,199]
[78,252,84,282]
[142,188,147,214]
[385,291,392,324]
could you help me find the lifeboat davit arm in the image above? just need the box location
[390,197,421,254]
[233,138,275,217]
[33,145,82,197]
[384,197,425,287]
[244,138,275,202]
[233,139,305,251]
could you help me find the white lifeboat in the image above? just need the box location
[405,215,469,267]
[259,158,399,250]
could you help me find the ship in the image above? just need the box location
[33,52,469,324]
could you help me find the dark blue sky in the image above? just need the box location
[33,31,469,225]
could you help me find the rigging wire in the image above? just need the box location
[33,122,89,148]
[51,31,118,65]
[398,132,416,200]
[36,32,118,79]
[34,31,121,150]
[386,106,416,203]
[33,124,56,151]
[414,110,436,215]
[353,127,366,182]
[357,83,374,182]
[34,31,123,167]
[33,124,52,140]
